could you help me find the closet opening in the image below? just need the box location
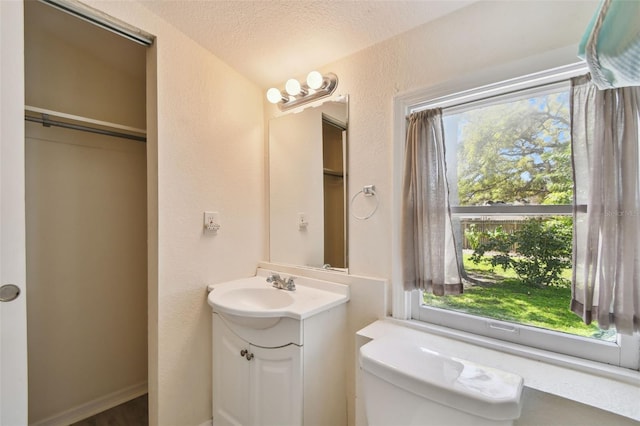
[24,1,151,424]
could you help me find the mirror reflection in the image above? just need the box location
[269,97,348,270]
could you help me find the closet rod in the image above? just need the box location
[25,115,147,143]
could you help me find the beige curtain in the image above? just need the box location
[571,75,640,335]
[401,109,462,295]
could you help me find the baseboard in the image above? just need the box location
[30,381,147,426]
[198,420,213,426]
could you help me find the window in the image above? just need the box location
[401,63,639,369]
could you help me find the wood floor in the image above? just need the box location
[71,394,148,426]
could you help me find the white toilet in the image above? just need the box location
[359,335,524,426]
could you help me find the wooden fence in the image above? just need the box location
[459,218,525,251]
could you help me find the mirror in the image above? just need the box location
[269,96,348,271]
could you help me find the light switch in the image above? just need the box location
[298,212,308,230]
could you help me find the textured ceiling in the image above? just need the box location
[140,0,476,88]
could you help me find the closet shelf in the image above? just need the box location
[25,105,146,142]
[323,168,344,177]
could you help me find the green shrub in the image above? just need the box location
[469,218,572,287]
[464,224,482,250]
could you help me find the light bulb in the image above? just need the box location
[306,71,324,90]
[285,79,302,96]
[266,88,283,104]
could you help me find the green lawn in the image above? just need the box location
[423,255,614,340]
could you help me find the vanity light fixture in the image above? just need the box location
[267,71,338,111]
[266,87,287,104]
[306,71,324,90]
[285,78,306,96]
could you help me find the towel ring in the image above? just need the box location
[351,185,379,220]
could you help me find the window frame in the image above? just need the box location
[392,60,640,370]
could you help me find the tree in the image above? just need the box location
[454,92,572,206]
[469,217,572,287]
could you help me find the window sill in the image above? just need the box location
[357,318,640,422]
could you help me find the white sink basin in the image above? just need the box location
[220,287,295,311]
[207,270,349,329]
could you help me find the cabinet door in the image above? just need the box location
[249,343,303,426]
[213,316,251,426]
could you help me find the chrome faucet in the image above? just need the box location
[266,273,296,291]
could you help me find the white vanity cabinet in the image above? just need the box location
[209,270,349,426]
[212,314,303,426]
[210,288,348,425]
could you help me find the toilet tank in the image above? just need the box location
[359,335,524,426]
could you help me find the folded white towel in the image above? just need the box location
[578,0,640,89]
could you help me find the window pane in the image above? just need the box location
[444,89,572,207]
[427,87,616,342]
[425,215,615,341]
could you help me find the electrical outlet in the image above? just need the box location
[204,211,220,233]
